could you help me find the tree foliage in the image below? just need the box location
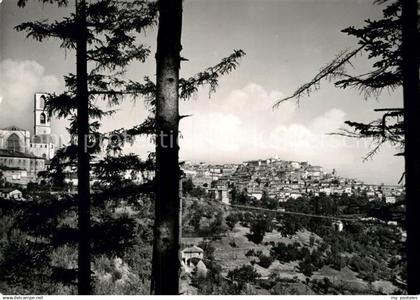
[247,214,272,244]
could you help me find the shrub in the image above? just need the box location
[227,265,261,284]
[257,254,274,268]
[247,216,272,244]
[226,213,240,231]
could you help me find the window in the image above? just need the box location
[39,95,46,109]
[7,133,21,152]
[40,113,46,124]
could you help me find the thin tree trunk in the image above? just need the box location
[76,0,91,294]
[401,0,420,295]
[152,0,183,295]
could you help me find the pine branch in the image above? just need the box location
[273,45,365,107]
[329,109,404,161]
[179,49,246,100]
[15,18,79,48]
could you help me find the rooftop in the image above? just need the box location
[0,149,44,159]
[182,246,203,253]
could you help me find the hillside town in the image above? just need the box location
[182,159,404,205]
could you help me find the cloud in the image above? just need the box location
[181,112,242,155]
[178,82,351,165]
[267,109,350,160]
[0,59,61,131]
[221,82,296,126]
[310,108,346,133]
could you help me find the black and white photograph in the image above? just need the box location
[0,0,419,297]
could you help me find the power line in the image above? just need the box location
[226,203,366,223]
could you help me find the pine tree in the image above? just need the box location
[400,0,419,294]
[152,0,183,294]
[150,0,245,292]
[15,0,158,294]
[75,0,90,293]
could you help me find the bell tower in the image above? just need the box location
[34,93,51,136]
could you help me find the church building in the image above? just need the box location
[0,93,56,185]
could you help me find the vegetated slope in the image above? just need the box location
[181,197,402,295]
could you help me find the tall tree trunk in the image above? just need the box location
[152,0,183,295]
[401,0,420,295]
[76,0,91,294]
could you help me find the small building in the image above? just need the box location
[0,168,29,185]
[332,220,344,232]
[319,187,331,196]
[289,190,302,199]
[344,186,353,195]
[290,161,301,170]
[208,187,230,205]
[0,188,23,200]
[250,191,263,200]
[331,188,343,195]
[0,149,46,184]
[385,196,396,204]
[181,247,207,279]
[181,246,204,263]
[306,165,323,179]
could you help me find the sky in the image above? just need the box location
[0,0,404,184]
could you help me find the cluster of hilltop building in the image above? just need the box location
[182,158,404,204]
[0,93,56,185]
